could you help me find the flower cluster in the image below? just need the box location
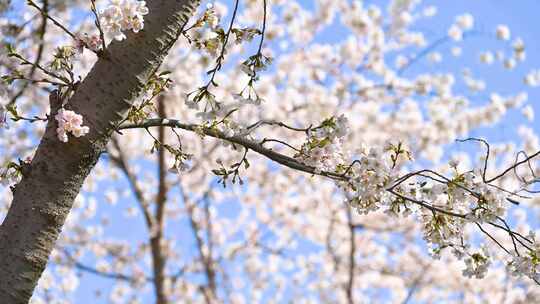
[0,165,20,186]
[525,69,540,87]
[471,23,526,72]
[49,46,76,72]
[296,115,349,173]
[508,253,540,282]
[232,91,262,105]
[239,54,273,78]
[447,13,474,41]
[101,0,149,41]
[202,4,220,29]
[467,182,507,222]
[232,28,262,44]
[342,141,416,216]
[55,109,90,143]
[506,232,540,282]
[295,120,519,280]
[462,247,491,279]
[343,146,397,215]
[191,3,220,30]
[496,24,511,41]
[333,148,515,280]
[186,4,223,57]
[422,211,465,252]
[75,34,103,53]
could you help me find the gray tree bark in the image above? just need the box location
[0,1,200,302]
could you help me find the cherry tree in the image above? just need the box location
[1,0,540,303]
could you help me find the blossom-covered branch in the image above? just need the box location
[120,116,540,283]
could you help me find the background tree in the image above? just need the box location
[1,0,540,303]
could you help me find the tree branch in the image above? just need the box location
[109,138,154,230]
[151,96,169,304]
[120,118,346,181]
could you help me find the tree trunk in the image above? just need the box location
[0,1,199,302]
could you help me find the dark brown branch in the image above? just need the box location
[27,0,76,40]
[120,118,346,181]
[110,138,154,229]
[203,0,241,88]
[178,184,217,303]
[62,249,151,283]
[151,96,169,304]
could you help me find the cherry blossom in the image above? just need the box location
[74,33,103,53]
[496,24,511,41]
[462,247,491,279]
[1,0,540,303]
[55,109,90,143]
[101,0,149,41]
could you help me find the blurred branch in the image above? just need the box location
[9,0,49,105]
[178,183,217,303]
[61,249,151,283]
[109,138,154,228]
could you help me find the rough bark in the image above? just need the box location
[0,1,199,302]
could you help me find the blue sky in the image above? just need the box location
[11,0,540,302]
[408,0,540,142]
